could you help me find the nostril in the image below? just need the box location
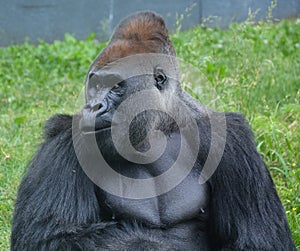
[92,103,101,112]
[91,100,108,115]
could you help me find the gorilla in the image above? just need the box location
[11,11,296,251]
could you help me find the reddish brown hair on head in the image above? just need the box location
[93,11,176,69]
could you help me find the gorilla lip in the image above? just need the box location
[81,126,111,135]
[79,114,112,135]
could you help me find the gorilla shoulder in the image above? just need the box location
[43,114,73,139]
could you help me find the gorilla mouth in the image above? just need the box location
[81,126,111,135]
[79,117,112,135]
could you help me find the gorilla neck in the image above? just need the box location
[103,131,181,177]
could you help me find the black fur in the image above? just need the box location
[11,112,296,250]
[208,113,294,250]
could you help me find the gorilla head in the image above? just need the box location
[80,12,182,152]
[77,12,201,172]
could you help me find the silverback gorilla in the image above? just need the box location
[11,11,295,251]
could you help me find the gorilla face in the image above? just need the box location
[79,55,182,155]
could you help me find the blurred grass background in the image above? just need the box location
[0,18,299,250]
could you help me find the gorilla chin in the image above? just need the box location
[11,11,296,251]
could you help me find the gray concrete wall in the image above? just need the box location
[0,0,299,46]
[202,0,300,27]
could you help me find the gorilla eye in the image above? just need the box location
[154,68,167,90]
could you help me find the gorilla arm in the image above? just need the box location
[206,111,295,250]
[11,115,108,250]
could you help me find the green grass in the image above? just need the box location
[0,19,299,250]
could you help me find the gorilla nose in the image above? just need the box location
[92,100,108,115]
[80,99,111,133]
